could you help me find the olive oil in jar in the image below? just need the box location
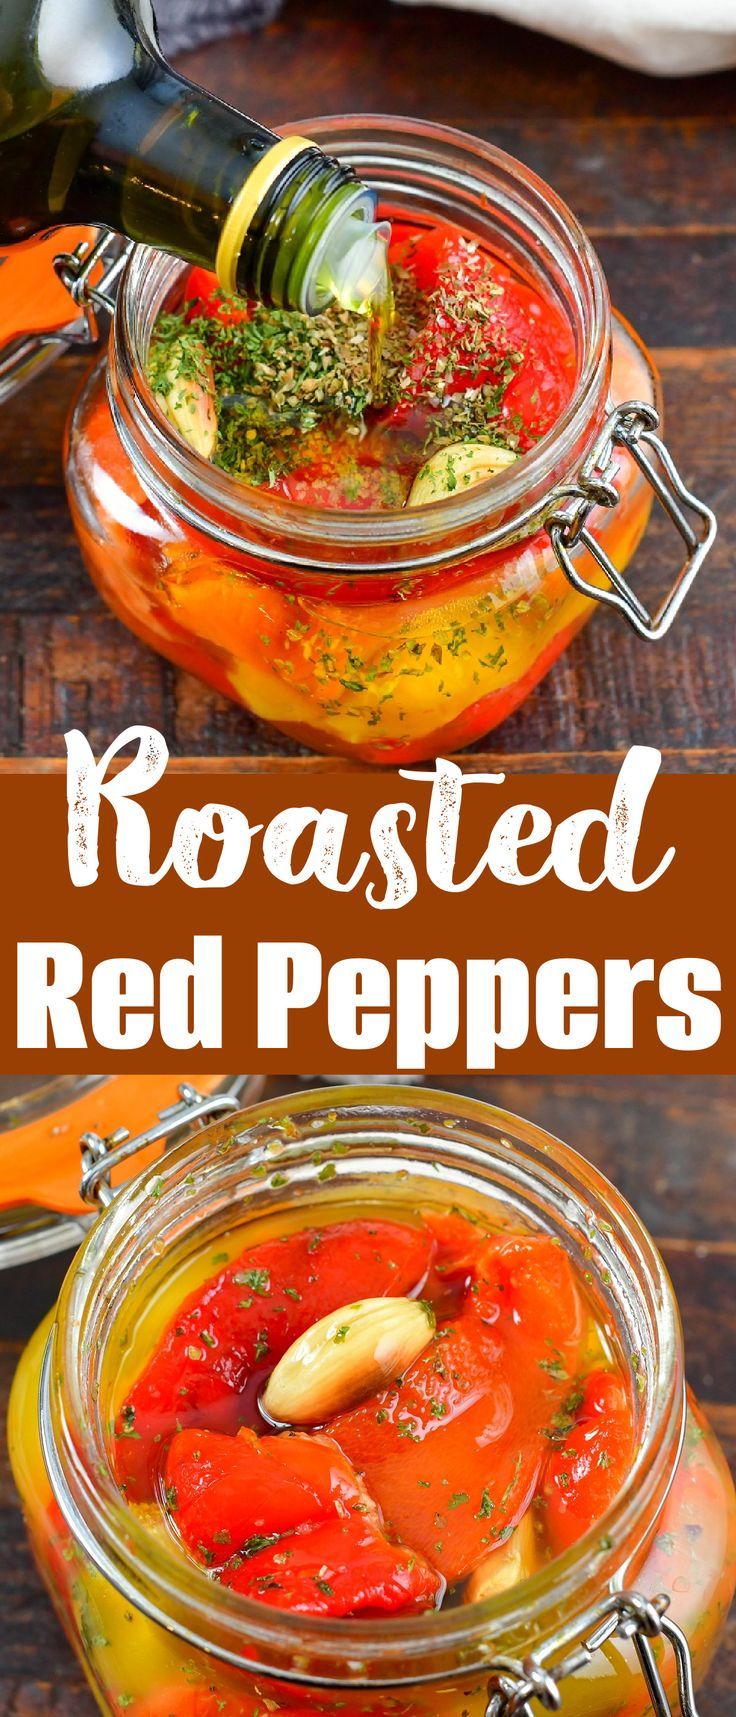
[369,266,396,402]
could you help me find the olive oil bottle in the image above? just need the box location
[0,0,389,314]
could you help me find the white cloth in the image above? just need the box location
[396,0,736,75]
[156,0,281,56]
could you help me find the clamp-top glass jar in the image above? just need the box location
[9,1086,735,1717]
[62,117,715,764]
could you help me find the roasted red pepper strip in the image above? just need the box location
[222,1515,439,1615]
[165,1426,363,1558]
[141,1693,414,1717]
[329,1236,585,1582]
[141,1698,247,1717]
[387,223,576,448]
[165,1426,442,1616]
[541,1368,635,1554]
[270,452,401,510]
[418,1206,487,1280]
[183,266,252,325]
[116,1220,434,1499]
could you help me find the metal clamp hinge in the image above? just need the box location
[547,401,716,641]
[53,228,135,347]
[79,1082,242,1209]
[485,1590,699,1717]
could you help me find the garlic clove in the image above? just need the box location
[160,337,218,459]
[465,1506,538,1603]
[407,441,517,507]
[261,1295,435,1426]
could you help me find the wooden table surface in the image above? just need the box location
[0,1073,733,1714]
[1,0,734,770]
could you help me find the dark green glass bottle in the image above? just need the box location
[0,0,388,313]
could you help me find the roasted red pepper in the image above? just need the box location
[541,1367,636,1553]
[328,1235,585,1582]
[270,451,403,510]
[116,1209,641,1620]
[141,1693,413,1717]
[385,222,576,448]
[181,220,576,511]
[417,1205,485,1284]
[140,1695,250,1717]
[116,1219,435,1499]
[183,267,252,326]
[165,1425,442,1616]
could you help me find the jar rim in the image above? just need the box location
[109,115,612,574]
[42,1087,685,1686]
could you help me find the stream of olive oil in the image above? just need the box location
[368,264,395,403]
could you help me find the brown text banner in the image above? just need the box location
[1,750,733,1073]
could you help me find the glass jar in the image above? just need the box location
[9,1086,735,1717]
[62,118,714,765]
[0,1074,263,1268]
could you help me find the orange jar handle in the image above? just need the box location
[0,1074,226,1216]
[0,228,99,345]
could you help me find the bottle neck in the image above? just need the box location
[12,58,384,314]
[2,0,387,313]
[231,142,382,313]
[48,61,284,270]
[69,65,383,315]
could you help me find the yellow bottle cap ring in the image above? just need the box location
[216,135,314,296]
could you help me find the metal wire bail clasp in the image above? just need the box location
[53,228,135,348]
[547,401,716,641]
[485,1590,700,1717]
[79,1082,242,1209]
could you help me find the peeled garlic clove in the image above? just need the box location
[161,337,217,458]
[465,1507,537,1603]
[262,1295,435,1426]
[408,441,518,507]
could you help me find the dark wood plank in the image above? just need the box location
[0,619,23,754]
[16,614,171,754]
[421,1074,736,1245]
[0,492,92,610]
[3,745,736,773]
[664,1246,736,1406]
[0,1075,733,1716]
[180,1,736,125]
[487,121,736,235]
[597,234,736,349]
[0,1682,88,1716]
[0,357,81,486]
